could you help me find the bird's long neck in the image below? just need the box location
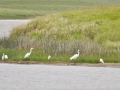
[3,53,4,56]
[30,49,32,54]
[2,53,5,60]
[78,50,79,56]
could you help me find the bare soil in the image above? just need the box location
[0,60,120,68]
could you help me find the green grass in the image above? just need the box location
[11,5,120,46]
[2,5,120,63]
[0,0,120,19]
[0,37,120,63]
[1,48,120,63]
[1,2,120,63]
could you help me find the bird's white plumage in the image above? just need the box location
[2,54,4,60]
[48,55,51,60]
[99,58,104,64]
[5,55,8,59]
[24,48,34,58]
[70,49,80,60]
[24,53,30,58]
[2,53,8,60]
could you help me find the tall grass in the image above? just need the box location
[11,5,120,46]
[1,5,120,63]
[0,37,120,63]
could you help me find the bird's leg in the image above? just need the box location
[74,60,75,65]
[49,60,50,64]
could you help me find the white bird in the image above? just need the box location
[99,58,104,64]
[2,53,8,60]
[24,48,34,58]
[70,49,80,63]
[48,55,51,60]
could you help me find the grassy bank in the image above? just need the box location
[0,0,120,19]
[0,47,120,63]
[11,5,120,46]
[0,35,120,63]
[1,5,120,63]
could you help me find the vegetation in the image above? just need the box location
[11,5,120,47]
[0,5,120,63]
[0,0,120,63]
[0,0,120,19]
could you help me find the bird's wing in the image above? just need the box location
[100,59,104,63]
[70,54,78,60]
[48,55,51,60]
[24,53,30,58]
[48,56,50,59]
[5,55,8,59]
[102,60,104,63]
[2,56,4,60]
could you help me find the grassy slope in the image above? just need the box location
[0,0,120,19]
[1,1,120,63]
[11,5,120,47]
[4,5,120,63]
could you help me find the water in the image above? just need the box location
[0,64,120,90]
[0,20,30,38]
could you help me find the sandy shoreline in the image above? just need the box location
[0,61,120,68]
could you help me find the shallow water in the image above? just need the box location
[0,64,120,90]
[0,20,30,38]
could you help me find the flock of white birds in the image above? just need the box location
[2,53,8,60]
[1,48,104,64]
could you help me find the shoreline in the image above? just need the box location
[0,61,120,68]
[0,20,30,38]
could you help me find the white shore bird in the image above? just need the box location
[48,55,51,60]
[24,48,34,58]
[70,49,80,64]
[99,58,104,64]
[2,53,8,60]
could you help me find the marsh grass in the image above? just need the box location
[0,37,120,63]
[11,5,120,45]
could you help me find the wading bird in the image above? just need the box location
[48,55,51,60]
[2,53,8,60]
[99,58,104,64]
[70,49,80,64]
[48,55,51,64]
[24,48,34,58]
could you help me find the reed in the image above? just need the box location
[0,37,120,63]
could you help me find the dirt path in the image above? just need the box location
[0,60,120,68]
